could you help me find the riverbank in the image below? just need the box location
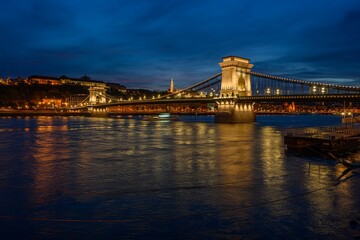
[0,110,88,117]
[0,110,213,117]
[0,109,338,117]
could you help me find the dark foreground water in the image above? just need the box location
[0,115,359,239]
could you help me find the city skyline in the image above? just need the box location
[1,0,359,90]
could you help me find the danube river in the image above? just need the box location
[0,115,359,239]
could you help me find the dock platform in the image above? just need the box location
[284,125,360,153]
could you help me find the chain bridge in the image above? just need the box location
[70,56,360,122]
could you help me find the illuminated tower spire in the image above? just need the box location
[170,77,174,93]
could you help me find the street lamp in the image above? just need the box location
[312,86,317,94]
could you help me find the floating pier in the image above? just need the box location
[284,125,360,153]
[341,116,360,124]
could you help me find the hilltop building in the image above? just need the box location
[59,75,106,87]
[26,76,61,85]
[106,82,127,93]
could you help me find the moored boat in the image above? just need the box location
[142,112,178,121]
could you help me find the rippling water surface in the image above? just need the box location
[0,115,359,239]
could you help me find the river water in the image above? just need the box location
[0,115,359,239]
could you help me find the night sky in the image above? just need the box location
[1,0,360,90]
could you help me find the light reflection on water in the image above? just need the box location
[0,115,359,239]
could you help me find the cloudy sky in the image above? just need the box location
[1,0,359,89]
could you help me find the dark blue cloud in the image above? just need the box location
[1,0,359,89]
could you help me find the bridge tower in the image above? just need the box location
[89,86,107,105]
[215,56,255,123]
[88,86,109,117]
[219,56,253,97]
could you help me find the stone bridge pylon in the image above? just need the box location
[89,86,107,105]
[215,56,255,123]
